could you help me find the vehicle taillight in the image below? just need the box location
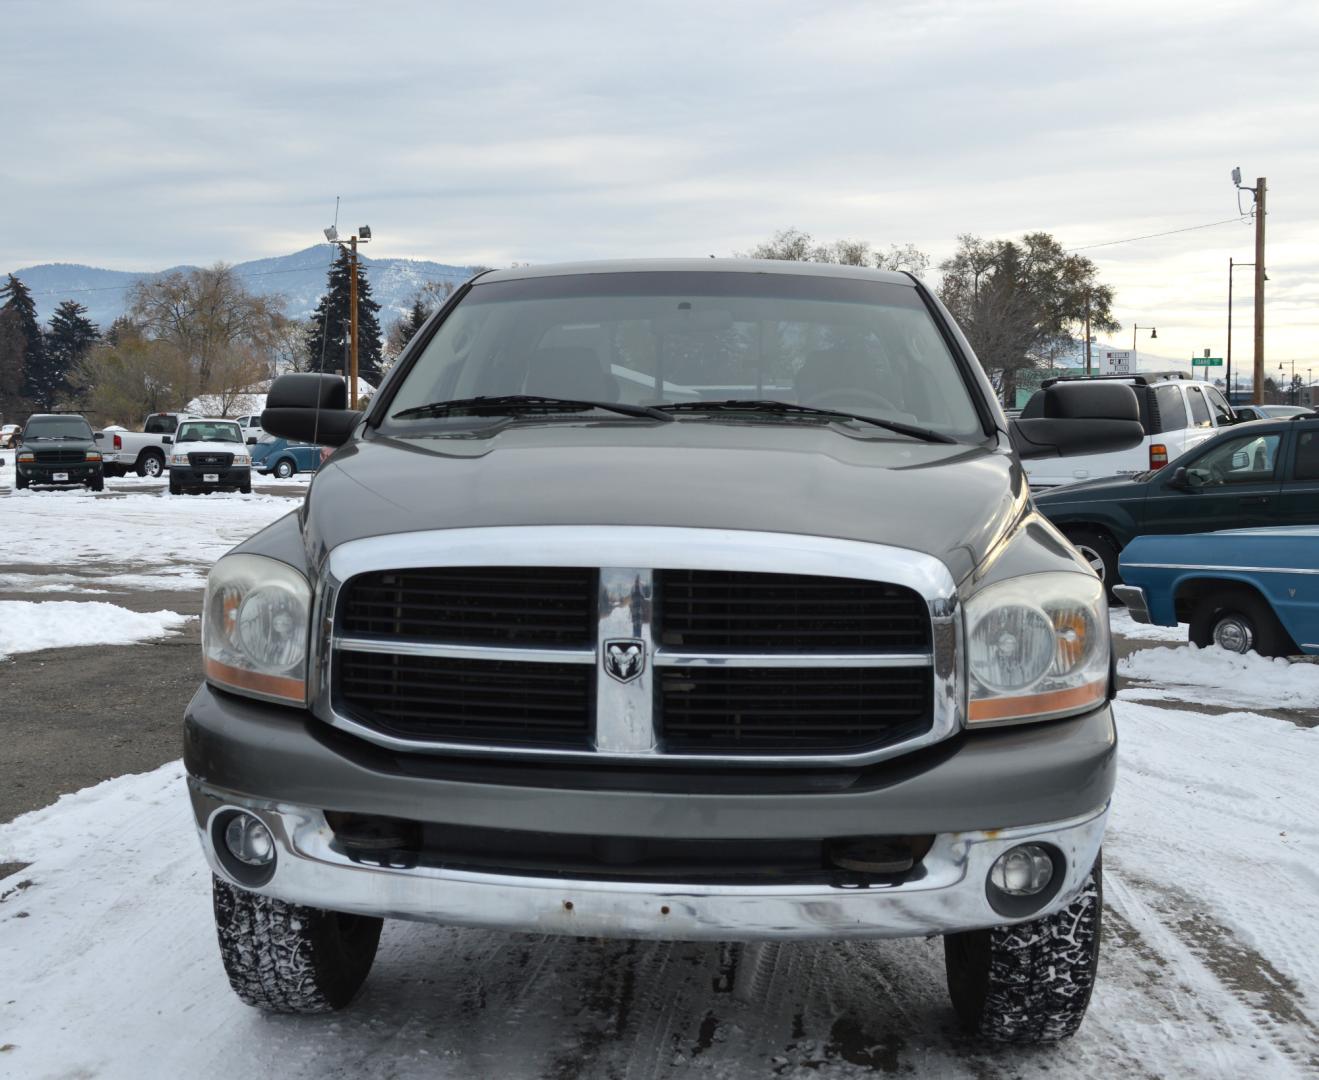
[1149,443,1168,469]
[113,434,122,450]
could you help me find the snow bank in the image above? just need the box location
[1120,641,1319,710]
[1108,606,1187,643]
[0,600,192,659]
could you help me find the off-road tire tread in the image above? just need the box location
[945,858,1102,1044]
[212,875,382,1014]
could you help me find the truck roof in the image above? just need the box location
[475,258,917,287]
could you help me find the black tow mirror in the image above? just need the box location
[162,435,173,445]
[1010,382,1143,460]
[261,373,363,447]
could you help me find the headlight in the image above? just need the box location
[964,572,1108,724]
[171,454,190,465]
[17,451,33,463]
[202,554,310,705]
[232,454,250,465]
[85,450,102,461]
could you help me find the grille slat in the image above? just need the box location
[34,449,86,465]
[660,666,931,754]
[340,567,596,645]
[658,570,928,651]
[337,653,591,748]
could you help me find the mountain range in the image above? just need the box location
[6,245,481,331]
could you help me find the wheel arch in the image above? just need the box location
[1171,574,1270,623]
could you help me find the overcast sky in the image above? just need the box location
[5,0,1318,368]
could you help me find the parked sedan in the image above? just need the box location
[1116,525,1319,657]
[1231,404,1314,421]
[0,423,19,448]
[1034,415,1319,588]
[250,435,322,478]
[168,419,252,494]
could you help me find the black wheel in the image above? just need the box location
[239,480,252,494]
[168,476,182,495]
[1063,528,1120,592]
[274,458,295,479]
[15,473,28,490]
[89,476,104,492]
[212,876,383,1013]
[944,856,1102,1044]
[1189,588,1295,657]
[139,451,165,478]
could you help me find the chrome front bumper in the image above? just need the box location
[1112,585,1150,623]
[189,779,1108,941]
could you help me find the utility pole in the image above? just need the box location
[1083,292,1092,376]
[322,223,371,409]
[348,235,359,409]
[1253,177,1267,405]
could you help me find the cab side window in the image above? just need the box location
[1294,431,1319,481]
[1153,385,1188,431]
[1186,386,1212,428]
[1203,386,1234,426]
[1184,432,1281,487]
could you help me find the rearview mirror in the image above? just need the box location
[261,373,363,446]
[1010,382,1143,460]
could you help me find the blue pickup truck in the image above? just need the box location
[1116,525,1319,657]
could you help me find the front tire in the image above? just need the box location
[274,458,295,479]
[1189,588,1294,657]
[89,475,104,492]
[168,475,182,495]
[1063,528,1120,593]
[212,876,383,1013]
[15,473,28,490]
[944,857,1102,1043]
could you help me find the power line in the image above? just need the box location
[1068,216,1251,253]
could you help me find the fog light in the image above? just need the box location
[990,843,1054,896]
[224,813,275,866]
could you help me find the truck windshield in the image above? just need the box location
[178,422,243,443]
[385,272,985,439]
[24,417,92,439]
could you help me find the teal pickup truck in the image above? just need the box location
[1116,525,1319,657]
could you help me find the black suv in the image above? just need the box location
[15,413,105,491]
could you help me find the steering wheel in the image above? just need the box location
[802,387,901,415]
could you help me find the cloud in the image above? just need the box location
[5,0,1319,362]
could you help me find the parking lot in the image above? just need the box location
[1,454,1317,1078]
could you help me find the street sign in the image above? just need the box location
[1101,350,1134,376]
[1192,357,1224,367]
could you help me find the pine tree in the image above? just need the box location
[305,250,383,384]
[45,300,101,407]
[1,275,46,407]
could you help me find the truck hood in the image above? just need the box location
[1034,473,1146,503]
[300,421,1028,585]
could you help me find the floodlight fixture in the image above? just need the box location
[324,226,339,243]
[358,225,372,240]
[1231,166,1242,187]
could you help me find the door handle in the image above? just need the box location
[1237,496,1269,506]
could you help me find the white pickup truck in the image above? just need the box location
[1021,372,1237,489]
[97,411,199,478]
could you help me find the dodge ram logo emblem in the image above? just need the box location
[604,639,646,683]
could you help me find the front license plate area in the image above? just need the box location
[204,473,219,482]
[53,472,69,482]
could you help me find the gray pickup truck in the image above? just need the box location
[185,260,1141,1043]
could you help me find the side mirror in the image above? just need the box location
[1010,382,1143,460]
[93,431,104,441]
[262,373,362,446]
[1168,466,1194,491]
[247,436,257,445]
[162,435,173,445]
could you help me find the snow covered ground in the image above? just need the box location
[0,600,192,659]
[1,476,1317,1076]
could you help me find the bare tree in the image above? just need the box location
[741,228,929,275]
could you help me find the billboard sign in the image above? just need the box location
[1101,350,1134,376]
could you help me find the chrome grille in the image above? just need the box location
[320,526,961,767]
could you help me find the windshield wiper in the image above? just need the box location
[393,394,674,423]
[653,400,957,443]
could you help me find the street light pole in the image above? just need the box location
[1132,324,1157,371]
[1253,177,1267,405]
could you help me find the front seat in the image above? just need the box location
[524,347,618,402]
